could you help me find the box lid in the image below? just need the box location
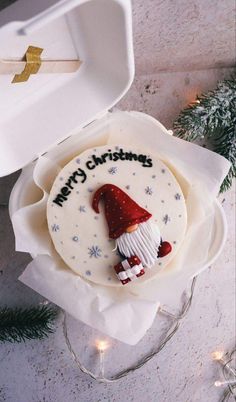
[0,0,134,177]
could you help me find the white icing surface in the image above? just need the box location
[47,145,187,287]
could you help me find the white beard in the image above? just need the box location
[116,220,161,269]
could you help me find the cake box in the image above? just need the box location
[0,0,230,344]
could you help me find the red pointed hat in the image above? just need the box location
[92,184,152,239]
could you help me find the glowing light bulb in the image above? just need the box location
[214,379,236,387]
[211,350,224,361]
[96,340,109,378]
[96,340,109,352]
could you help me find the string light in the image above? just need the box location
[191,99,200,105]
[96,340,109,378]
[62,277,197,383]
[189,98,201,106]
[39,300,50,306]
[96,339,109,352]
[214,380,236,387]
[212,348,236,400]
[212,350,224,361]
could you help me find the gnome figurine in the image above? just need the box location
[92,184,172,284]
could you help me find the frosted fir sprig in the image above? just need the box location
[0,306,57,343]
[173,77,236,192]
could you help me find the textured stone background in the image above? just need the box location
[118,0,236,127]
[0,1,235,402]
[133,0,235,74]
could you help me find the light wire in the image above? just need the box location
[220,349,236,402]
[62,276,197,383]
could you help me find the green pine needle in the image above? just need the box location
[210,125,236,193]
[173,76,236,193]
[0,306,58,343]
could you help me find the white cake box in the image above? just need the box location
[0,0,230,344]
[0,0,134,175]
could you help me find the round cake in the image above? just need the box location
[47,145,187,287]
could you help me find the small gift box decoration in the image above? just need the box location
[114,256,145,285]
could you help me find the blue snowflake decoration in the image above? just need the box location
[86,270,92,276]
[59,177,64,181]
[87,187,94,193]
[51,224,60,232]
[163,214,170,225]
[88,246,102,258]
[108,166,118,175]
[145,186,153,195]
[76,158,81,164]
[175,193,181,200]
[79,205,86,213]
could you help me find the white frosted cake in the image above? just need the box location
[47,145,187,287]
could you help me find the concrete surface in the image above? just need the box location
[132,0,235,75]
[0,0,235,401]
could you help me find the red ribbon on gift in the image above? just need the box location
[114,256,145,285]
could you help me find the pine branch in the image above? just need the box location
[0,306,58,343]
[210,125,236,192]
[173,76,236,192]
[174,77,236,140]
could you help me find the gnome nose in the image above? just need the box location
[125,224,139,233]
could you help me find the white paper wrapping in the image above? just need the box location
[10,111,231,345]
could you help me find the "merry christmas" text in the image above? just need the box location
[86,148,152,170]
[52,148,153,207]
